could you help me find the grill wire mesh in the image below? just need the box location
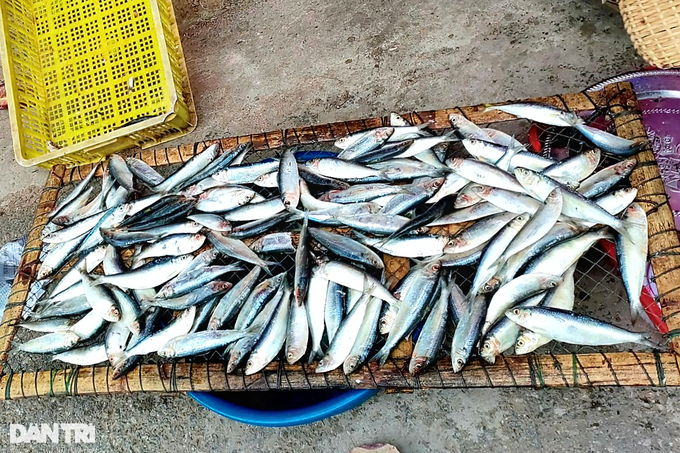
[3,98,663,379]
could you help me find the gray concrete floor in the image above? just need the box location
[2,0,679,451]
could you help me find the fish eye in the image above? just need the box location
[517,339,525,347]
[550,281,558,287]
[481,342,490,351]
[512,308,521,315]
[456,358,465,367]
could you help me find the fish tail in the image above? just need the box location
[639,333,665,350]
[613,220,638,246]
[631,298,655,328]
[369,345,392,366]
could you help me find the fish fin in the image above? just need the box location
[307,347,321,364]
[416,121,433,131]
[631,299,656,329]
[613,220,639,246]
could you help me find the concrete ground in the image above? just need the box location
[2,0,679,451]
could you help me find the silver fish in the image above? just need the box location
[208,267,262,330]
[450,293,486,372]
[208,233,272,269]
[426,172,468,204]
[103,245,125,275]
[126,157,165,186]
[96,255,193,289]
[577,158,636,198]
[505,307,659,348]
[313,261,399,305]
[343,296,382,374]
[108,154,135,192]
[125,306,196,357]
[153,145,218,193]
[49,163,100,219]
[69,310,107,341]
[285,294,309,364]
[245,289,291,375]
[156,264,242,299]
[325,281,344,344]
[483,273,563,335]
[470,213,530,296]
[294,213,311,306]
[310,228,384,268]
[305,158,385,180]
[81,272,121,322]
[543,148,600,184]
[473,185,541,215]
[448,158,525,193]
[235,273,286,330]
[410,282,449,374]
[212,160,280,185]
[338,127,393,160]
[444,212,516,253]
[525,228,613,276]
[454,182,484,209]
[355,232,447,258]
[53,343,107,366]
[335,213,410,235]
[250,232,295,254]
[515,264,576,354]
[187,214,232,232]
[306,273,329,362]
[428,202,504,226]
[479,293,545,363]
[488,103,582,127]
[278,149,300,208]
[615,203,651,326]
[316,292,372,373]
[159,330,248,358]
[195,186,257,213]
[17,331,81,354]
[221,197,285,222]
[371,260,441,364]
[227,285,288,372]
[499,188,562,261]
[136,233,205,260]
[17,318,77,333]
[109,287,143,335]
[575,123,643,155]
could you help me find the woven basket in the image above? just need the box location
[620,0,680,68]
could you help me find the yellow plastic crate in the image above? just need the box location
[0,0,197,168]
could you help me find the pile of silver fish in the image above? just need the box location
[16,101,661,378]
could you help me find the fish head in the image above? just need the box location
[65,331,81,348]
[513,167,539,187]
[479,337,500,364]
[455,193,475,209]
[504,307,529,324]
[379,312,396,335]
[106,307,121,323]
[510,213,530,229]
[286,346,304,365]
[191,233,205,243]
[409,357,428,375]
[615,187,637,200]
[245,356,265,375]
[545,188,562,205]
[210,281,233,293]
[624,202,647,225]
[445,157,463,170]
[427,178,445,190]
[480,277,501,294]
[334,136,351,148]
[443,236,466,253]
[157,346,175,358]
[343,356,361,375]
[514,333,539,355]
[559,111,582,125]
[544,275,564,289]
[374,127,394,141]
[423,259,442,275]
[615,158,637,175]
[470,185,492,198]
[36,265,54,281]
[305,158,321,170]
[584,148,601,165]
[451,348,469,373]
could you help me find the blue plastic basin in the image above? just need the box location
[189,389,378,427]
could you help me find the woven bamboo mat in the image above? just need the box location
[1,82,679,399]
